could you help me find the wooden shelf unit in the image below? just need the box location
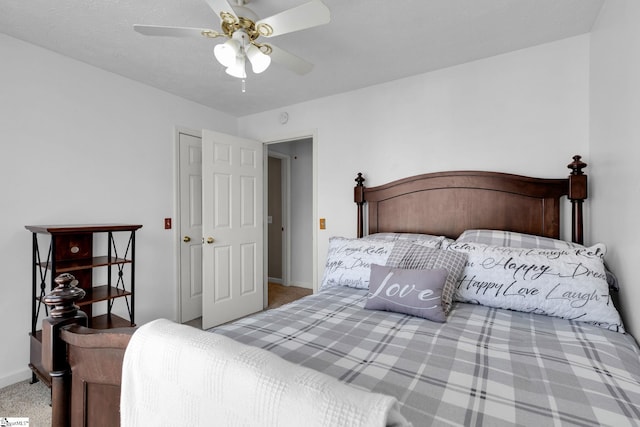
[26,223,142,386]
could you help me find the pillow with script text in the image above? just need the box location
[320,237,395,290]
[447,242,624,333]
[365,264,448,322]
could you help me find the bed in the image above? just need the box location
[41,155,640,426]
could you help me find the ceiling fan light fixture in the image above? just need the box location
[214,39,240,68]
[226,55,247,79]
[246,44,271,74]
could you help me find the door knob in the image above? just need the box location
[206,237,214,244]
[183,236,191,242]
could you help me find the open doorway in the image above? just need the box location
[267,138,313,304]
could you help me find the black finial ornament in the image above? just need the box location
[43,273,86,319]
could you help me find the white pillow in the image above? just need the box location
[448,241,624,333]
[320,237,395,290]
[455,229,619,291]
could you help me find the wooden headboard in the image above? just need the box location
[355,155,587,244]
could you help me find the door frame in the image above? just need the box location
[267,151,291,289]
[264,129,318,293]
[174,127,203,323]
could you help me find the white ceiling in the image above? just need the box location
[1,0,604,117]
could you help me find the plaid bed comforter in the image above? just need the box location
[210,287,640,426]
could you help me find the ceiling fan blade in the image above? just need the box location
[256,0,330,38]
[133,24,217,38]
[268,44,314,75]
[203,0,238,21]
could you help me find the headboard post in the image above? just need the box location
[42,273,88,427]
[354,173,366,238]
[567,155,588,245]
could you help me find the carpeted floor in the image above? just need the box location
[0,378,51,427]
[2,283,312,424]
[267,282,313,309]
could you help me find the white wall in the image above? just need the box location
[238,35,591,289]
[0,34,236,387]
[590,0,640,338]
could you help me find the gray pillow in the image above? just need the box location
[365,264,449,322]
[386,242,468,314]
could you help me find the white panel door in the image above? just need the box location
[202,130,264,329]
[178,132,203,323]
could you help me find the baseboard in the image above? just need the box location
[0,367,32,389]
[268,277,283,285]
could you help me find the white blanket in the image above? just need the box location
[121,319,410,427]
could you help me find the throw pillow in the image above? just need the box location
[365,264,448,322]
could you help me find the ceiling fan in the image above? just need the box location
[133,0,330,80]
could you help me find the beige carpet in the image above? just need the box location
[0,379,51,427]
[268,282,313,309]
